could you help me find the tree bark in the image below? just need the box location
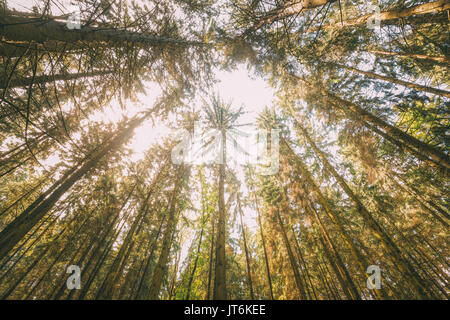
[367,49,450,65]
[237,194,255,299]
[148,164,185,299]
[0,70,112,89]
[305,0,450,33]
[254,193,274,300]
[213,129,227,300]
[336,63,450,98]
[243,0,336,36]
[275,206,307,299]
[0,13,207,47]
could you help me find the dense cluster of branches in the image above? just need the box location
[0,0,448,299]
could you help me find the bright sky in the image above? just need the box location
[7,0,73,14]
[129,65,275,160]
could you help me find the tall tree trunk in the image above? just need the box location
[167,244,181,300]
[243,0,336,36]
[0,212,55,275]
[22,211,91,299]
[135,214,166,300]
[282,138,375,297]
[364,121,449,177]
[0,14,207,47]
[300,191,363,300]
[319,255,342,299]
[77,190,136,300]
[389,171,449,221]
[148,164,185,299]
[275,207,307,300]
[0,214,57,291]
[213,129,227,300]
[291,226,317,299]
[206,206,215,300]
[186,180,207,300]
[237,194,255,299]
[387,172,449,227]
[0,174,49,218]
[253,193,274,300]
[95,212,143,299]
[185,225,204,300]
[315,256,337,299]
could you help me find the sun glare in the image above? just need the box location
[127,65,275,160]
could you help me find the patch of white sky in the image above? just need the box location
[6,0,36,11]
[7,0,92,15]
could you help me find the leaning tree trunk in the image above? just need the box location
[186,181,207,300]
[242,0,336,36]
[97,159,168,299]
[291,116,433,298]
[185,224,204,300]
[291,74,450,173]
[0,113,149,261]
[147,164,185,299]
[206,204,216,300]
[387,172,449,227]
[296,186,363,300]
[291,226,317,299]
[274,206,307,300]
[95,207,146,299]
[282,138,379,297]
[135,214,165,300]
[335,63,450,98]
[305,0,450,33]
[367,49,450,65]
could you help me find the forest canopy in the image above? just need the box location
[0,0,449,300]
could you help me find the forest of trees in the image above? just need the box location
[0,0,448,300]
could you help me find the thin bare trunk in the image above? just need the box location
[213,129,227,300]
[337,63,450,98]
[368,49,450,65]
[237,194,254,299]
